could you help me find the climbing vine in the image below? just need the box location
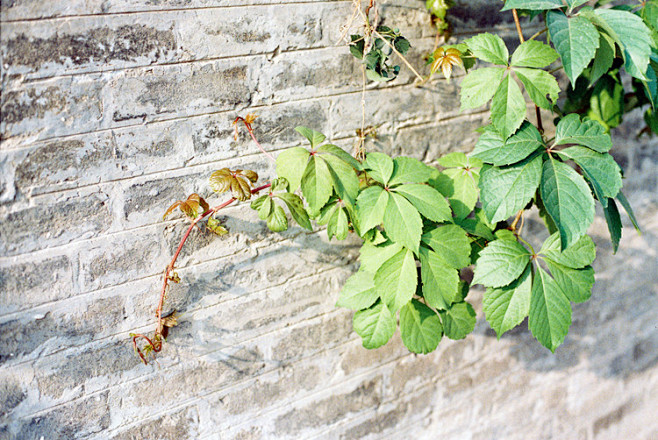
[133,0,656,363]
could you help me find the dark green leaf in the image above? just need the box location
[557,147,622,202]
[554,113,613,152]
[515,67,561,110]
[602,197,622,253]
[266,204,288,232]
[545,260,594,303]
[590,33,616,85]
[392,184,452,223]
[483,265,532,338]
[502,0,564,11]
[616,191,641,233]
[473,122,544,166]
[472,239,531,288]
[419,246,460,310]
[538,232,596,269]
[491,73,527,139]
[383,192,423,253]
[529,267,572,352]
[276,192,312,230]
[547,11,600,85]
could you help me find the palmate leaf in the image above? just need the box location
[399,300,443,354]
[383,192,423,254]
[326,206,349,241]
[565,0,589,11]
[266,204,288,232]
[336,270,378,310]
[391,184,451,223]
[491,73,527,140]
[544,259,594,303]
[301,155,334,212]
[546,11,600,86]
[440,301,477,340]
[538,233,596,269]
[434,153,482,219]
[375,247,417,312]
[588,74,624,130]
[554,114,613,152]
[515,67,560,110]
[464,33,509,65]
[540,157,595,250]
[616,191,641,233]
[473,122,544,166]
[511,40,559,69]
[356,186,389,233]
[419,246,460,310]
[472,239,531,288]
[275,192,312,230]
[501,0,564,11]
[276,147,310,192]
[483,265,532,338]
[590,33,616,85]
[602,197,622,253]
[388,157,435,186]
[479,154,543,224]
[353,301,397,349]
[359,241,403,274]
[322,153,360,206]
[421,224,471,270]
[557,146,622,203]
[363,152,394,185]
[528,267,572,353]
[460,67,507,110]
[295,126,326,148]
[317,144,362,171]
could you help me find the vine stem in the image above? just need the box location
[234,116,277,163]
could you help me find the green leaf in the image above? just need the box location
[554,113,613,152]
[480,154,543,224]
[257,195,273,220]
[515,67,561,110]
[588,74,624,130]
[276,147,310,192]
[502,0,564,11]
[336,270,378,310]
[592,9,654,80]
[323,153,360,206]
[545,260,594,303]
[529,267,572,352]
[399,300,443,354]
[389,157,435,186]
[511,40,559,68]
[295,126,326,148]
[483,265,532,338]
[460,67,507,111]
[359,240,403,273]
[421,224,472,270]
[375,247,418,312]
[565,0,589,11]
[464,33,509,65]
[327,206,349,240]
[301,156,334,212]
[491,73,527,139]
[590,33,616,85]
[440,302,477,340]
[616,191,641,233]
[392,184,451,223]
[276,192,312,230]
[538,232,596,269]
[266,204,288,232]
[317,144,363,171]
[602,197,622,253]
[476,122,544,167]
[540,157,595,250]
[557,147,622,202]
[547,11,600,85]
[356,186,389,233]
[419,247,460,310]
[437,152,481,169]
[364,152,394,185]
[353,302,397,349]
[472,239,531,288]
[383,192,423,253]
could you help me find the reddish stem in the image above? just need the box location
[234,116,277,163]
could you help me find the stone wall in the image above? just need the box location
[1,1,656,439]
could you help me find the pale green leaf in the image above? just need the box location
[557,147,622,202]
[515,67,561,110]
[359,240,403,273]
[327,207,349,240]
[440,302,477,340]
[459,67,507,110]
[437,152,482,169]
[483,265,532,338]
[511,40,559,68]
[538,232,596,269]
[353,302,396,349]
[375,247,418,312]
[383,192,423,253]
[323,153,360,206]
[257,195,273,220]
[473,122,544,166]
[276,192,312,230]
[295,126,326,148]
[464,33,509,65]
[434,168,480,219]
[419,246,460,310]
[356,186,390,233]
[502,0,563,11]
[472,239,531,288]
[336,270,378,310]
[276,147,310,192]
[301,155,333,212]
[554,113,613,152]
[540,157,595,250]
[491,73,527,139]
[529,267,572,352]
[392,184,452,223]
[266,204,288,232]
[317,144,362,170]
[400,300,443,354]
[364,152,394,185]
[545,260,594,303]
[389,157,435,186]
[480,154,543,224]
[421,224,472,270]
[547,11,600,85]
